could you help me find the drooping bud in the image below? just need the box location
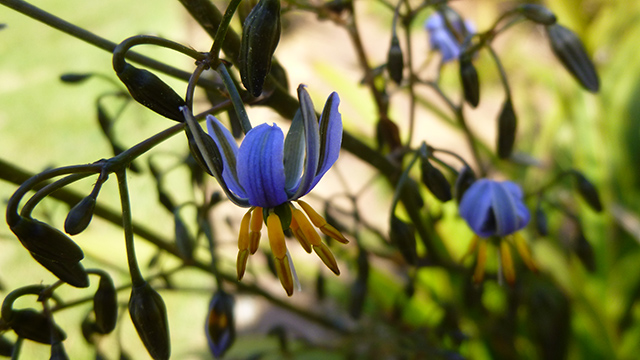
[575,230,596,272]
[93,273,118,334]
[64,195,97,235]
[545,24,599,92]
[30,252,89,288]
[10,217,84,263]
[573,172,603,212]
[454,165,476,204]
[116,63,186,121]
[205,291,236,359]
[239,0,281,97]
[7,309,66,344]
[459,54,480,107]
[387,34,404,84]
[60,73,93,84]
[129,282,171,360]
[497,98,517,158]
[389,215,417,265]
[420,155,452,202]
[518,4,556,25]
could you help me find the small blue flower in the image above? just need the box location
[206,86,342,209]
[205,85,348,296]
[459,179,530,238]
[425,11,475,62]
[205,291,235,359]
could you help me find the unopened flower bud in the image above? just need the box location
[30,252,89,288]
[454,166,476,203]
[64,195,96,235]
[420,156,452,202]
[389,215,417,265]
[239,0,281,97]
[205,291,235,358]
[7,309,66,345]
[497,98,517,158]
[10,217,84,263]
[546,24,599,92]
[387,35,404,84]
[60,73,93,84]
[518,4,556,25]
[573,172,603,212]
[93,274,118,334]
[129,282,171,360]
[459,55,480,107]
[575,230,596,272]
[116,63,186,121]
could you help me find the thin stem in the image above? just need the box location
[115,170,145,286]
[112,35,204,73]
[401,2,417,147]
[217,62,252,134]
[20,173,94,218]
[208,0,243,62]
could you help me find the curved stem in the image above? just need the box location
[112,34,204,73]
[217,62,252,134]
[115,170,145,286]
[208,0,243,62]
[20,173,94,218]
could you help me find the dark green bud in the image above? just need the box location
[400,178,424,209]
[8,309,66,345]
[546,24,599,92]
[173,211,194,260]
[573,172,603,212]
[116,63,186,121]
[64,196,97,235]
[0,335,13,356]
[93,274,118,334]
[454,165,476,203]
[460,55,480,107]
[205,291,235,358]
[519,4,556,25]
[575,230,595,272]
[50,341,70,360]
[389,215,417,265]
[264,202,292,232]
[387,35,404,84]
[81,315,98,344]
[497,98,517,158]
[420,156,452,202]
[10,217,84,263]
[239,0,281,97]
[30,252,89,288]
[60,73,93,84]
[129,282,170,360]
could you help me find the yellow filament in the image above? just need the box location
[513,233,538,273]
[297,200,326,227]
[236,249,249,280]
[237,210,251,251]
[473,239,487,283]
[292,208,322,246]
[313,243,340,275]
[500,240,516,285]
[249,207,263,254]
[274,255,294,296]
[289,215,312,253]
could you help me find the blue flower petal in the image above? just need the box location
[237,123,288,208]
[292,85,321,199]
[308,92,342,192]
[424,12,475,63]
[491,181,519,236]
[459,179,495,238]
[283,110,305,194]
[206,115,247,198]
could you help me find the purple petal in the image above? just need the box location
[206,115,246,198]
[459,179,496,238]
[237,123,288,208]
[491,182,519,236]
[291,85,320,199]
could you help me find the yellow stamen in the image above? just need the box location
[236,249,249,280]
[473,239,487,284]
[249,207,263,254]
[297,200,349,244]
[513,233,538,273]
[238,210,251,251]
[289,215,312,253]
[313,243,340,275]
[267,213,287,259]
[291,208,322,246]
[461,235,479,263]
[500,240,516,285]
[274,254,294,296]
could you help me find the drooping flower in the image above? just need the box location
[425,11,475,63]
[206,85,348,296]
[458,179,537,284]
[205,290,235,358]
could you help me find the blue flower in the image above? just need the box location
[459,179,530,237]
[425,11,475,63]
[205,291,235,359]
[458,179,536,285]
[206,85,348,296]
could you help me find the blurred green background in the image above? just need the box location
[1,0,640,359]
